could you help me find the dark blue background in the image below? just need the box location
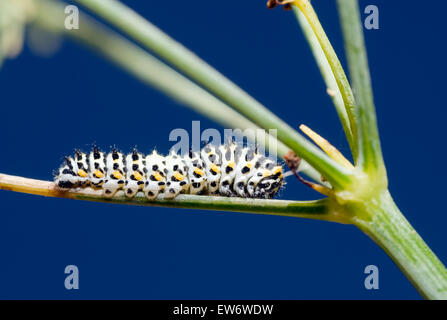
[0,0,445,299]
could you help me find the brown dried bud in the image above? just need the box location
[283,3,292,11]
[266,0,278,9]
[283,150,301,172]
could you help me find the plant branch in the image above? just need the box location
[292,6,356,159]
[336,0,386,179]
[292,0,358,162]
[352,191,447,299]
[71,0,354,189]
[0,173,342,222]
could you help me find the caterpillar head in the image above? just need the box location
[253,165,283,199]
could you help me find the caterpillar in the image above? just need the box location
[54,144,284,199]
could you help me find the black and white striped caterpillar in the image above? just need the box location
[54,144,284,199]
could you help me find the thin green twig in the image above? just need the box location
[0,173,340,222]
[292,6,355,160]
[292,0,358,162]
[336,0,385,179]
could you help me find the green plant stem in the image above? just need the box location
[293,0,447,299]
[337,0,385,178]
[351,191,447,299]
[335,0,447,298]
[0,173,339,222]
[293,0,358,162]
[72,0,354,190]
[292,6,355,159]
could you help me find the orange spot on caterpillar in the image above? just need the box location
[94,169,104,178]
[173,172,184,181]
[210,164,220,174]
[77,169,88,178]
[133,171,143,181]
[153,172,163,182]
[113,170,122,180]
[194,168,204,176]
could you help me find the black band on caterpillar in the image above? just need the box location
[54,144,284,199]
